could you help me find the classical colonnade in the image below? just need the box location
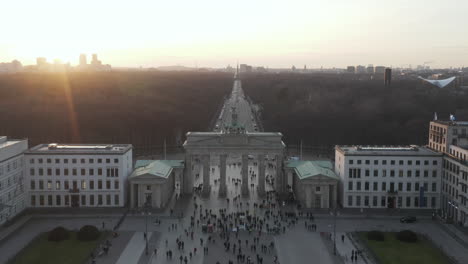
[182,153,284,197]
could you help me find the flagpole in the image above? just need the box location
[300,140,303,160]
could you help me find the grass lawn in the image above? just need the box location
[11,231,107,264]
[358,232,450,264]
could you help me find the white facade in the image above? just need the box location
[441,145,468,226]
[25,144,132,208]
[335,146,442,209]
[0,137,28,224]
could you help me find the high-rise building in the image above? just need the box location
[375,66,386,74]
[0,136,28,225]
[384,68,392,86]
[239,64,252,73]
[366,65,374,74]
[91,54,102,66]
[356,65,366,74]
[36,57,47,67]
[347,66,355,73]
[79,54,87,66]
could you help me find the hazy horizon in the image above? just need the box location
[2,0,468,68]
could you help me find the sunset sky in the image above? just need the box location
[2,0,467,68]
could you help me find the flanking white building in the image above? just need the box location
[335,145,442,209]
[0,136,28,224]
[24,143,133,208]
[443,145,468,226]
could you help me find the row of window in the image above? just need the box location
[30,157,119,165]
[0,158,22,176]
[29,168,119,177]
[347,195,437,208]
[429,143,446,154]
[444,160,460,174]
[450,149,468,161]
[30,194,120,206]
[347,181,437,192]
[0,172,23,190]
[443,183,459,198]
[0,186,25,204]
[348,159,437,166]
[30,179,120,191]
[348,168,438,178]
[430,125,446,134]
[444,172,461,185]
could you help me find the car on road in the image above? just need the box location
[400,216,417,223]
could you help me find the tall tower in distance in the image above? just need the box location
[384,68,392,86]
[79,54,87,66]
[91,54,102,66]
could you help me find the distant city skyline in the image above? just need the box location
[1,0,467,68]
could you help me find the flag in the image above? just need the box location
[450,114,456,121]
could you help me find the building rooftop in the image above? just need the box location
[418,76,457,88]
[26,143,132,155]
[285,160,339,180]
[0,136,24,149]
[131,160,184,180]
[336,145,442,156]
[186,131,283,137]
[431,120,468,126]
[0,136,28,162]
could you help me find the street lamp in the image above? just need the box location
[448,201,458,222]
[333,206,337,256]
[329,206,338,255]
[144,198,152,255]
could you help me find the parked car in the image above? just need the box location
[400,216,417,223]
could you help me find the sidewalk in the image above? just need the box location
[331,232,371,264]
[115,232,153,264]
[435,220,468,249]
[0,215,32,243]
[89,231,134,264]
[300,207,435,218]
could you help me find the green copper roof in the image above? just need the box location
[131,160,184,179]
[285,160,339,180]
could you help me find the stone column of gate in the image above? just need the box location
[241,153,249,196]
[275,155,284,195]
[218,154,228,197]
[184,154,193,194]
[202,154,211,196]
[257,154,266,197]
